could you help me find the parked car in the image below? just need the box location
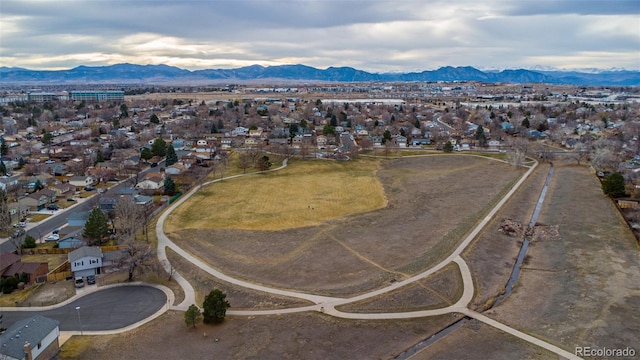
[74,277,84,288]
[46,204,59,210]
[87,275,96,285]
[45,159,55,164]
[84,186,95,191]
[44,234,59,242]
[13,222,26,228]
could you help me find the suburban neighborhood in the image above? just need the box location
[0,81,638,359]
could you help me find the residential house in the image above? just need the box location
[136,173,164,191]
[412,138,431,146]
[0,253,49,284]
[68,246,103,277]
[67,211,89,227]
[316,135,328,149]
[18,189,56,212]
[244,138,258,147]
[164,162,186,175]
[0,174,20,191]
[248,127,263,138]
[67,175,96,189]
[232,127,249,136]
[133,194,153,207]
[58,226,83,240]
[57,236,87,249]
[0,315,60,360]
[98,197,118,212]
[219,138,233,149]
[48,182,76,199]
[396,136,408,148]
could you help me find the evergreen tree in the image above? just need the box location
[141,148,153,160]
[521,118,530,128]
[0,161,6,176]
[83,207,109,245]
[382,130,392,144]
[602,173,626,198]
[202,289,230,324]
[443,141,454,153]
[149,114,160,124]
[0,142,8,157]
[41,130,53,145]
[96,149,104,163]
[164,177,176,196]
[151,138,167,157]
[165,146,178,166]
[184,304,202,328]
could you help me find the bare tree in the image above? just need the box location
[0,189,11,237]
[507,137,529,167]
[115,197,144,239]
[237,152,253,173]
[572,143,590,165]
[120,237,156,282]
[535,143,555,163]
[245,148,263,165]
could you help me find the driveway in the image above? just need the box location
[0,285,167,331]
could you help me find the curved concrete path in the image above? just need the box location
[156,156,581,359]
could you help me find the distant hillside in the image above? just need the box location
[0,63,638,86]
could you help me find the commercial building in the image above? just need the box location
[69,90,124,102]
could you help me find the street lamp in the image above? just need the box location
[75,306,83,335]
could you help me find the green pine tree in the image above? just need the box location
[165,146,178,166]
[202,289,230,324]
[83,207,109,245]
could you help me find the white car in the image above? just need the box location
[45,159,55,164]
[44,234,60,242]
[13,222,27,228]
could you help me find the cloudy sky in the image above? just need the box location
[1,0,639,72]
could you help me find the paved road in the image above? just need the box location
[0,161,164,253]
[0,285,167,332]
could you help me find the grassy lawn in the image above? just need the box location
[78,192,94,199]
[165,157,387,232]
[28,213,51,222]
[22,253,68,269]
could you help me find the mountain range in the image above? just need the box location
[1,63,638,86]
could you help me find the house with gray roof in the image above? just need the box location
[0,315,60,360]
[68,246,103,277]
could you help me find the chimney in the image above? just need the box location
[23,341,32,360]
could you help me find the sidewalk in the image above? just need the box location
[0,192,96,247]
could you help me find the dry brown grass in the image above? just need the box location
[165,158,387,232]
[27,213,51,222]
[22,253,67,269]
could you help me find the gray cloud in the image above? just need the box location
[1,0,638,71]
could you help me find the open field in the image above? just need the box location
[60,310,461,360]
[165,158,387,232]
[462,163,551,310]
[167,155,523,297]
[487,164,640,351]
[337,262,464,313]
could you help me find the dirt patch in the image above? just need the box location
[61,311,461,360]
[487,164,640,352]
[462,163,551,311]
[169,155,522,297]
[412,319,557,360]
[167,249,312,309]
[337,262,463,313]
[14,280,76,307]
